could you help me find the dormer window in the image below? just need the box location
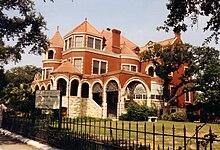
[75,36,83,47]
[86,36,102,50]
[95,39,101,49]
[122,64,137,72]
[48,50,54,59]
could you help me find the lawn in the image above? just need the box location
[59,119,220,150]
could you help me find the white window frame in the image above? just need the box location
[74,35,84,48]
[145,65,156,77]
[64,36,73,50]
[72,57,83,73]
[121,64,138,72]
[86,35,102,50]
[42,67,53,80]
[92,58,108,75]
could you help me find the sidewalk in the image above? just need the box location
[0,128,60,150]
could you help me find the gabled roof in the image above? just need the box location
[50,30,63,48]
[101,30,138,54]
[121,42,138,56]
[53,61,80,74]
[156,37,176,46]
[64,20,102,38]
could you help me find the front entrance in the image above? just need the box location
[106,80,118,118]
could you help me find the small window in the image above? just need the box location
[68,37,72,48]
[48,50,54,59]
[185,92,190,102]
[74,58,82,72]
[45,68,52,79]
[100,62,107,74]
[148,66,154,77]
[93,60,99,74]
[95,39,101,49]
[75,36,83,47]
[131,66,136,72]
[122,65,129,71]
[64,40,68,50]
[151,95,155,99]
[87,37,94,48]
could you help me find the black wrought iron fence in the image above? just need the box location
[2,114,220,150]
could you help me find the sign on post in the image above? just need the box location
[35,90,60,109]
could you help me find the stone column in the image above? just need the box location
[102,89,107,118]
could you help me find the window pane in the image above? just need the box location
[100,62,106,74]
[148,67,154,77]
[131,66,136,72]
[75,36,83,47]
[93,60,99,74]
[46,68,52,79]
[95,39,101,49]
[122,65,129,71]
[87,37,94,48]
[65,40,68,50]
[185,92,190,102]
[151,95,155,99]
[48,50,54,59]
[68,37,72,48]
[74,58,82,72]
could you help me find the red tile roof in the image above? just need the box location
[53,61,80,74]
[101,30,137,55]
[50,30,63,48]
[64,20,102,38]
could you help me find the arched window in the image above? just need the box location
[47,84,51,90]
[148,66,154,77]
[92,83,103,106]
[70,80,78,96]
[41,86,45,90]
[48,50,54,59]
[35,85,39,91]
[57,78,67,96]
[81,83,89,98]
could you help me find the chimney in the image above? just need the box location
[173,26,181,39]
[112,29,121,54]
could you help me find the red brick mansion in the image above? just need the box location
[32,19,193,118]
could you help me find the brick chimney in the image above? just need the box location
[112,29,121,54]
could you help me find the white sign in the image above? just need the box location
[35,90,60,109]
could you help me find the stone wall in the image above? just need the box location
[81,98,102,118]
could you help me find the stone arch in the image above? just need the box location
[92,82,103,106]
[57,78,67,96]
[105,79,119,118]
[123,78,150,107]
[70,79,79,96]
[47,84,51,90]
[81,82,89,98]
[34,85,39,91]
[41,86,45,90]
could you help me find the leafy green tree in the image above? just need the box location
[189,46,220,120]
[0,65,41,112]
[4,65,41,86]
[0,0,48,66]
[140,43,193,105]
[159,0,219,44]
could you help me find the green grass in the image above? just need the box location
[58,119,220,150]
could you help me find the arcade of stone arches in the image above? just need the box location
[33,77,151,119]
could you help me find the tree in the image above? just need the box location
[0,0,48,66]
[189,46,220,120]
[4,65,41,86]
[0,65,41,112]
[158,0,220,44]
[140,43,193,106]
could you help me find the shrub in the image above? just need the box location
[170,111,187,122]
[119,102,157,121]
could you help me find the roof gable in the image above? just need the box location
[64,20,101,38]
[53,61,80,74]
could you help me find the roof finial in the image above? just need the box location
[57,26,59,31]
[85,17,87,21]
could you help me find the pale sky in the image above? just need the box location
[5,0,219,70]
